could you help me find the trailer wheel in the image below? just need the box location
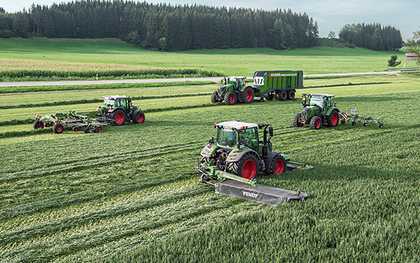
[230,153,258,180]
[112,110,126,126]
[53,123,65,134]
[241,87,254,103]
[224,92,237,105]
[328,110,339,127]
[288,90,296,100]
[310,116,322,129]
[33,120,45,130]
[276,90,288,100]
[211,91,220,103]
[293,113,304,127]
[268,155,286,175]
[133,111,145,124]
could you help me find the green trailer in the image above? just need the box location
[211,70,303,105]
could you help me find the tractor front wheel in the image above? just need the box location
[224,92,238,105]
[112,110,126,126]
[241,87,254,103]
[267,155,286,175]
[310,116,322,129]
[328,110,339,127]
[133,111,145,124]
[53,123,65,134]
[230,153,258,180]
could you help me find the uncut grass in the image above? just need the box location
[0,80,419,261]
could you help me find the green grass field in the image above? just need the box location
[0,73,419,262]
[0,38,403,78]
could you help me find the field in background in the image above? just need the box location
[0,38,402,79]
[0,74,419,261]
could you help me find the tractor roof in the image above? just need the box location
[304,93,335,98]
[104,96,129,100]
[216,121,258,131]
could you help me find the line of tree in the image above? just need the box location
[339,23,403,51]
[0,0,319,51]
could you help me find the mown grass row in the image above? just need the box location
[0,69,223,82]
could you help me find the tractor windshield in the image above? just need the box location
[104,99,116,107]
[216,128,237,147]
[239,128,259,150]
[310,96,324,108]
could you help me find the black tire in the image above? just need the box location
[288,90,296,100]
[33,120,45,130]
[310,116,322,129]
[224,92,237,105]
[241,87,254,104]
[266,93,274,101]
[228,152,259,180]
[266,154,287,175]
[53,123,65,134]
[133,111,145,124]
[293,113,304,127]
[276,90,288,101]
[211,91,220,103]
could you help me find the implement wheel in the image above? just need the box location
[328,110,339,127]
[230,153,258,180]
[310,116,322,129]
[211,91,220,103]
[276,90,288,101]
[241,87,254,103]
[33,120,45,130]
[112,110,126,126]
[224,92,237,105]
[293,113,304,127]
[288,90,296,100]
[53,123,64,134]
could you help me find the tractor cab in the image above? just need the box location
[302,94,336,110]
[103,96,132,110]
[222,77,246,89]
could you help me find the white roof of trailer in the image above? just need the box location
[216,121,258,130]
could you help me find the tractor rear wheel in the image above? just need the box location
[241,87,254,103]
[53,123,65,134]
[267,155,286,175]
[230,153,258,180]
[293,113,304,127]
[211,91,220,103]
[133,111,145,124]
[224,92,237,105]
[310,116,322,129]
[328,110,339,127]
[112,110,126,126]
[33,120,45,129]
[276,90,288,100]
[288,90,296,100]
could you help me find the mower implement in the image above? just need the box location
[340,107,384,128]
[197,121,310,206]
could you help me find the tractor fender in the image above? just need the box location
[240,85,254,92]
[326,107,340,116]
[200,143,216,158]
[226,148,259,163]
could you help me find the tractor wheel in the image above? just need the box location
[112,110,126,126]
[276,90,288,101]
[293,113,304,127]
[241,87,254,103]
[230,153,258,180]
[133,111,145,124]
[266,93,274,101]
[224,92,237,105]
[53,123,65,134]
[288,90,296,100]
[328,110,340,127]
[211,91,220,103]
[310,116,322,129]
[33,120,45,130]
[267,154,286,175]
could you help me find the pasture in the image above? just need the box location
[0,38,402,79]
[0,73,419,262]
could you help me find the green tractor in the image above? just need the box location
[96,96,145,126]
[293,94,341,129]
[198,121,291,183]
[211,71,303,105]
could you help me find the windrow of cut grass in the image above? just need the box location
[0,82,419,262]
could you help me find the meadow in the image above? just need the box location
[0,38,403,80]
[0,73,419,262]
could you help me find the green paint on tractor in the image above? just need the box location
[211,70,304,105]
[96,96,145,126]
[293,94,341,129]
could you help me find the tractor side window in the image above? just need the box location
[217,129,237,147]
[239,128,258,149]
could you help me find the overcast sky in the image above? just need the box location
[0,0,418,39]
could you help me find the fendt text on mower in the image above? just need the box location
[96,96,145,126]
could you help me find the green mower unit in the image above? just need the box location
[33,111,106,134]
[197,121,310,205]
[293,94,341,129]
[96,96,145,126]
[211,70,303,105]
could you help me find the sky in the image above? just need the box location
[0,0,418,39]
